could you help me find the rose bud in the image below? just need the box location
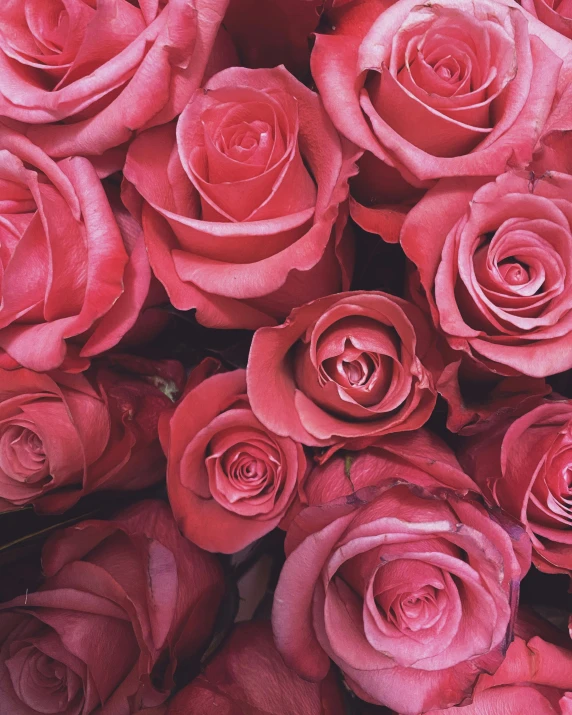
[402,171,572,379]
[247,291,437,449]
[123,65,357,330]
[429,634,572,714]
[162,621,345,714]
[311,0,566,238]
[0,0,229,157]
[0,125,161,372]
[162,366,306,553]
[273,480,530,714]
[0,500,225,714]
[522,0,572,40]
[460,398,572,575]
[0,356,185,513]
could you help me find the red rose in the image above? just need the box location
[402,171,572,379]
[311,0,566,238]
[0,126,159,371]
[123,66,357,330]
[523,0,572,39]
[0,356,184,513]
[162,621,345,714]
[0,501,224,714]
[429,635,572,714]
[0,0,229,157]
[247,291,437,449]
[162,366,306,553]
[460,399,572,574]
[273,479,530,713]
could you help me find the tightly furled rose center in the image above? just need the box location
[0,424,47,483]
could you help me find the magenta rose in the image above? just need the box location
[273,479,530,714]
[0,0,229,157]
[162,365,306,553]
[162,621,345,714]
[0,356,184,513]
[247,291,437,449]
[311,0,566,238]
[460,398,572,575]
[123,65,357,330]
[402,170,572,379]
[0,500,224,714]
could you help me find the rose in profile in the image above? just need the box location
[0,0,229,157]
[460,398,572,574]
[123,65,357,330]
[0,501,225,714]
[0,356,185,513]
[402,171,572,379]
[162,364,306,553]
[311,0,565,238]
[273,478,530,713]
[162,621,345,714]
[247,291,437,449]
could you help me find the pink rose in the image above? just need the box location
[273,479,530,713]
[430,635,572,715]
[402,171,572,378]
[0,501,224,714]
[0,125,158,371]
[0,0,229,157]
[247,291,437,449]
[162,364,306,553]
[162,621,345,714]
[311,0,566,238]
[460,399,572,574]
[0,357,185,513]
[523,0,572,39]
[123,66,357,330]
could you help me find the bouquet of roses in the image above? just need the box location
[0,0,571,713]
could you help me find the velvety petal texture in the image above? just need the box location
[311,0,567,237]
[402,171,572,379]
[163,362,306,553]
[460,398,572,574]
[272,479,530,714]
[247,291,437,448]
[163,621,345,714]
[123,65,358,330]
[0,0,230,156]
[0,501,224,714]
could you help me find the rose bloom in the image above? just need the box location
[161,621,345,714]
[162,363,306,553]
[460,398,572,575]
[272,461,530,713]
[123,65,357,330]
[0,125,161,371]
[0,501,224,714]
[0,356,185,513]
[311,0,566,238]
[0,0,229,157]
[523,0,572,40]
[402,171,572,379]
[429,635,572,715]
[247,291,437,449]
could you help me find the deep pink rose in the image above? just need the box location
[162,365,306,553]
[523,0,572,39]
[273,477,530,714]
[0,125,159,371]
[311,0,567,239]
[0,0,229,157]
[0,501,224,714]
[162,621,345,714]
[402,171,572,379]
[0,357,185,513]
[429,635,572,715]
[460,399,572,575]
[123,66,357,330]
[247,291,437,449]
